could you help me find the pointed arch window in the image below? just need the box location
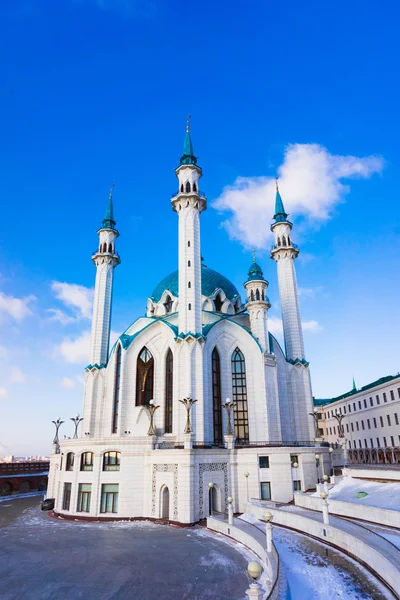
[277,237,281,246]
[261,290,265,301]
[108,243,113,253]
[164,295,173,314]
[214,294,223,312]
[185,181,191,193]
[250,290,254,302]
[232,348,249,443]
[180,184,184,193]
[193,182,197,192]
[165,349,173,433]
[112,345,121,433]
[136,347,154,406]
[103,242,107,253]
[212,348,223,444]
[255,289,260,301]
[282,237,287,246]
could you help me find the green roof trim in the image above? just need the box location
[313,373,400,407]
[151,264,239,303]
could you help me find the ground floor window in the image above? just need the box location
[258,456,269,468]
[62,482,72,510]
[260,482,271,500]
[77,483,92,512]
[293,480,301,492]
[100,484,119,514]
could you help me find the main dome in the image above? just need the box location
[152,265,239,303]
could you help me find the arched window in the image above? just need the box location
[250,290,254,302]
[282,237,287,246]
[112,345,121,433]
[165,349,173,433]
[255,289,260,301]
[232,348,249,443]
[288,236,291,246]
[103,242,107,253]
[188,281,191,288]
[180,184,184,192]
[164,295,173,314]
[261,290,265,301]
[193,183,197,192]
[277,237,281,246]
[185,181,191,193]
[188,241,191,247]
[80,452,94,471]
[108,243,113,253]
[136,347,154,406]
[103,451,120,471]
[188,260,191,267]
[212,348,223,444]
[66,452,74,471]
[188,303,191,310]
[214,295,223,312]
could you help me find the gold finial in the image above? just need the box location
[186,113,191,133]
[276,178,279,192]
[109,182,115,199]
[252,249,257,263]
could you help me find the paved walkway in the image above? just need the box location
[250,501,400,573]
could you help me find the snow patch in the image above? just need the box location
[313,476,400,510]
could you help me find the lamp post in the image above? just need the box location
[264,511,273,553]
[208,482,214,516]
[70,414,83,439]
[145,399,160,436]
[309,407,320,439]
[320,491,329,524]
[179,397,198,434]
[315,454,320,485]
[292,461,299,496]
[51,417,64,453]
[322,474,329,494]
[244,471,249,503]
[329,446,334,478]
[227,496,234,525]
[222,397,236,436]
[246,561,263,600]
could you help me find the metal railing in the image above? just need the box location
[171,190,206,198]
[235,440,326,448]
[155,442,184,450]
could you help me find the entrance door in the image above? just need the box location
[160,486,170,519]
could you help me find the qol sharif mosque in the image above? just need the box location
[48,122,327,524]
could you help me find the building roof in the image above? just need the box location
[101,187,116,230]
[245,260,267,283]
[151,264,239,303]
[179,117,198,166]
[273,182,289,224]
[314,373,400,407]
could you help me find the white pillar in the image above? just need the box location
[245,583,263,600]
[322,499,329,524]
[228,497,234,525]
[266,522,272,553]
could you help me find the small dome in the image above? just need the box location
[246,261,266,282]
[152,264,239,303]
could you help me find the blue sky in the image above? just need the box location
[0,0,399,456]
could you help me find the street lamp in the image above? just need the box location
[320,490,329,524]
[246,561,263,600]
[222,397,236,436]
[227,496,234,525]
[179,397,198,434]
[51,417,64,453]
[70,414,83,439]
[309,408,320,439]
[208,482,214,516]
[244,471,249,503]
[315,454,320,484]
[264,511,273,553]
[145,399,160,436]
[292,461,299,495]
[329,446,334,477]
[322,474,329,494]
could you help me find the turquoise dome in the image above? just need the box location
[152,264,239,303]
[246,261,267,282]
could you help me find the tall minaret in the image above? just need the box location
[171,116,206,336]
[244,254,271,353]
[89,186,121,366]
[270,181,305,362]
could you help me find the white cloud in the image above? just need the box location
[0,387,8,399]
[60,377,76,389]
[51,282,93,320]
[213,143,384,249]
[0,293,35,322]
[58,331,91,364]
[46,308,77,325]
[303,320,322,333]
[268,317,283,336]
[10,367,26,384]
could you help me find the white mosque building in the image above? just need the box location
[48,122,328,523]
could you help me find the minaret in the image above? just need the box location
[171,116,206,336]
[244,253,271,353]
[270,181,305,362]
[89,186,121,366]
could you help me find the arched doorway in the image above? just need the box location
[208,485,220,515]
[160,486,170,520]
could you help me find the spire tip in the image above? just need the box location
[186,113,191,133]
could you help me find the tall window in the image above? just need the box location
[165,349,173,433]
[100,484,119,513]
[260,482,271,500]
[77,483,92,512]
[232,348,249,443]
[103,451,120,471]
[212,348,222,444]
[66,452,74,471]
[80,452,94,471]
[112,345,121,434]
[62,483,71,510]
[214,295,223,312]
[136,347,154,406]
[164,295,173,313]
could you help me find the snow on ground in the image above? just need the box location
[360,522,400,549]
[312,476,400,510]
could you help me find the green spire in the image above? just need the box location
[352,377,357,391]
[273,179,288,223]
[246,251,267,282]
[179,114,198,166]
[102,184,116,229]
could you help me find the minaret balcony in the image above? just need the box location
[171,189,206,199]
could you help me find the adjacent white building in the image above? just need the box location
[316,374,400,465]
[48,121,328,523]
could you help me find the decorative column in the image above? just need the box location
[244,254,271,353]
